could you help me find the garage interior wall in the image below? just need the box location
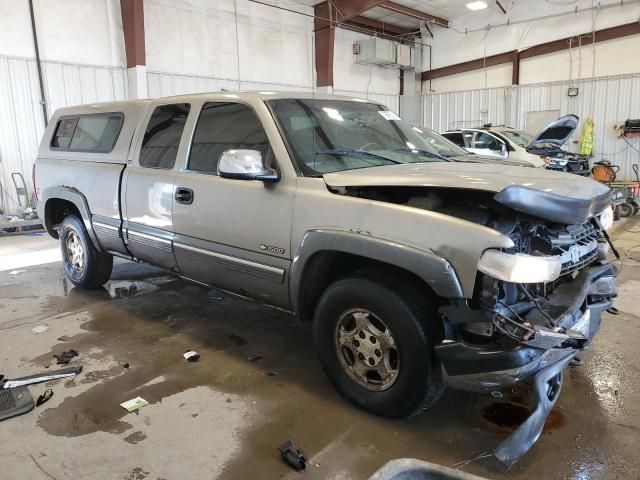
[0,0,399,214]
[419,1,640,182]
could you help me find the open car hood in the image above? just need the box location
[323,162,611,224]
[526,114,579,151]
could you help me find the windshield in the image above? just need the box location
[267,99,449,174]
[501,130,533,148]
[411,126,468,157]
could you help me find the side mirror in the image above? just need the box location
[500,143,507,155]
[218,149,278,183]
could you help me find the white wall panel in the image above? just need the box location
[422,74,640,181]
[333,89,400,114]
[146,71,313,98]
[423,86,512,133]
[0,56,127,214]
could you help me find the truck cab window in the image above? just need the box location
[140,103,191,169]
[188,102,269,173]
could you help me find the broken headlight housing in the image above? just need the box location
[478,250,562,283]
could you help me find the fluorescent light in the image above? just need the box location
[466,1,488,10]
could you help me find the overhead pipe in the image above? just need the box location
[28,0,48,127]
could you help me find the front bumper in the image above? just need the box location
[437,263,616,392]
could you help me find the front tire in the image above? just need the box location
[313,275,444,418]
[60,215,113,288]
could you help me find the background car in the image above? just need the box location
[412,126,541,168]
[442,115,591,175]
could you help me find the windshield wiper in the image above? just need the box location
[391,148,452,162]
[315,148,403,165]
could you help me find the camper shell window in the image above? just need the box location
[50,113,124,153]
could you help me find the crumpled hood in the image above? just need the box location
[323,163,611,223]
[323,162,608,200]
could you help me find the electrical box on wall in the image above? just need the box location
[354,38,396,66]
[396,44,414,69]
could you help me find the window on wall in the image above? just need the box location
[188,102,270,173]
[139,103,191,169]
[51,114,123,152]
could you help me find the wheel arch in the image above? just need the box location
[289,230,464,322]
[39,186,103,252]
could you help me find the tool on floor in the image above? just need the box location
[1,365,83,389]
[278,440,307,471]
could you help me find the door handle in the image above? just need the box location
[175,187,194,205]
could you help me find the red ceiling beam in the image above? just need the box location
[120,0,145,68]
[379,1,449,28]
[331,0,387,21]
[519,21,640,59]
[422,22,640,82]
[345,15,414,37]
[422,51,514,80]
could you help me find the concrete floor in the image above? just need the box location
[0,226,639,480]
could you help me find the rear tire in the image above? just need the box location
[313,275,444,418]
[60,215,113,288]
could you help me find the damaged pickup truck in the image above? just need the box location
[36,93,617,465]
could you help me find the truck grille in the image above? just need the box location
[545,222,599,276]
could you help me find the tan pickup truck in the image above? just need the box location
[35,92,617,464]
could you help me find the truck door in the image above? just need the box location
[171,101,295,308]
[123,103,191,270]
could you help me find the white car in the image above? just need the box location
[442,116,591,175]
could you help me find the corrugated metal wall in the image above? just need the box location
[0,55,127,215]
[147,71,314,98]
[422,74,640,181]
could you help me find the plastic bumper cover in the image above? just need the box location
[437,264,616,391]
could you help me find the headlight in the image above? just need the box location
[550,158,569,166]
[598,207,614,230]
[478,250,562,283]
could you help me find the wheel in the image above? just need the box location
[60,215,113,288]
[619,203,633,218]
[613,205,622,221]
[313,275,444,418]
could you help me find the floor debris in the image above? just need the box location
[31,325,49,334]
[229,334,248,346]
[183,350,200,362]
[120,397,149,412]
[8,269,26,275]
[36,388,54,407]
[1,366,82,389]
[53,349,79,364]
[278,440,307,471]
[247,354,263,363]
[0,387,34,421]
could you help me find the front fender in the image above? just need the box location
[289,229,464,312]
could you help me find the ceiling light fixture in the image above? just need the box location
[466,1,488,10]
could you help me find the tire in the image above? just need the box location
[313,275,444,418]
[619,203,633,218]
[613,205,622,221]
[59,215,113,288]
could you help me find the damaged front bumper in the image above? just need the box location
[436,263,617,391]
[436,263,616,467]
